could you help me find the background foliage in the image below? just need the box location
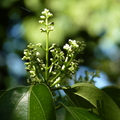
[0,0,120,89]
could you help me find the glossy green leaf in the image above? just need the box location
[102,86,120,108]
[66,90,95,109]
[0,83,56,120]
[64,83,120,120]
[61,103,103,120]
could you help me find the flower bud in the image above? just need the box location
[61,65,65,71]
[36,43,42,47]
[53,77,61,85]
[48,26,54,31]
[39,20,44,24]
[40,15,45,19]
[44,8,49,13]
[40,28,46,32]
[49,22,54,25]
[36,52,40,57]
[55,84,60,87]
[47,13,53,17]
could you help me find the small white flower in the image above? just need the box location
[40,28,46,32]
[55,84,60,87]
[24,51,28,55]
[48,13,53,17]
[49,26,54,31]
[42,11,45,15]
[63,44,72,51]
[69,39,79,48]
[44,8,49,12]
[50,49,54,52]
[30,70,35,74]
[36,43,42,47]
[40,15,45,19]
[36,52,40,57]
[39,20,44,24]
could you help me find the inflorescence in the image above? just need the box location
[22,8,86,87]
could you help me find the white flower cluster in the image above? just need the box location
[39,8,54,32]
[41,8,53,18]
[69,39,79,48]
[63,43,72,51]
[63,39,85,55]
[63,39,79,51]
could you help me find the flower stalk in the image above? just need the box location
[45,16,49,82]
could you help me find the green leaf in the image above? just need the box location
[0,90,6,96]
[0,83,56,120]
[65,90,95,109]
[64,83,120,120]
[102,86,120,108]
[61,103,103,120]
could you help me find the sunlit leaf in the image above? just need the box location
[0,84,56,120]
[64,83,120,120]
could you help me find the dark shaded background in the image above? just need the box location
[0,0,120,90]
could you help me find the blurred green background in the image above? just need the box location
[0,0,120,90]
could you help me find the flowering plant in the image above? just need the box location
[22,8,85,88]
[0,8,120,120]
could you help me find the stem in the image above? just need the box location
[45,18,49,81]
[35,65,44,81]
[48,59,58,78]
[65,56,68,62]
[51,86,70,91]
[49,72,61,87]
[66,55,74,66]
[55,105,62,110]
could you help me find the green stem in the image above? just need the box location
[48,59,58,69]
[66,55,74,66]
[35,64,44,81]
[49,72,61,87]
[45,18,49,81]
[55,105,62,110]
[51,86,70,91]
